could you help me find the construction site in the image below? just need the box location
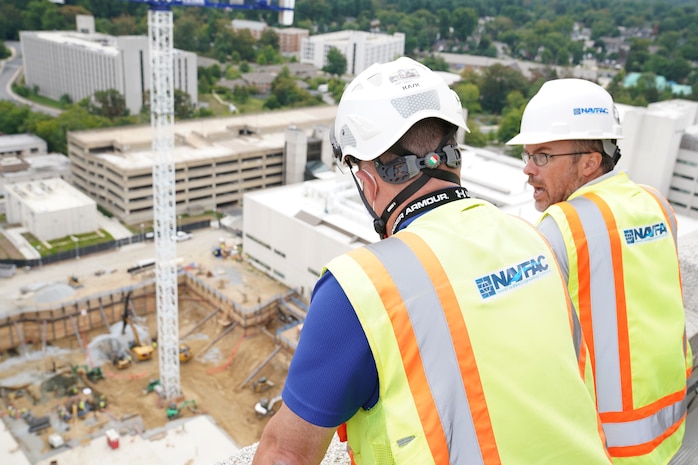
[0,228,305,464]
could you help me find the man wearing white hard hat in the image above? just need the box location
[508,78,691,465]
[253,59,612,465]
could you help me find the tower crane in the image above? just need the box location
[118,0,295,401]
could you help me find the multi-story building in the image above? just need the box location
[0,134,46,159]
[20,15,197,116]
[67,106,338,225]
[231,19,309,57]
[300,30,405,75]
[0,134,72,192]
[231,19,267,41]
[276,27,309,56]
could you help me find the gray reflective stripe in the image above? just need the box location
[568,197,623,413]
[367,238,484,465]
[571,302,582,361]
[603,397,686,448]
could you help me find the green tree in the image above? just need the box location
[30,106,110,154]
[625,39,651,73]
[453,81,482,114]
[452,8,478,41]
[0,41,9,60]
[420,55,449,72]
[258,28,280,51]
[479,64,529,114]
[323,47,347,76]
[174,89,195,119]
[85,89,129,119]
[0,4,22,40]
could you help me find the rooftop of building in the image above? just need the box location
[68,106,337,169]
[305,29,404,43]
[0,133,46,151]
[6,178,94,211]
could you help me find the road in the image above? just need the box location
[0,41,62,117]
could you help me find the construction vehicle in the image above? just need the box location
[166,399,198,420]
[112,353,132,369]
[179,343,192,363]
[121,291,154,362]
[143,379,163,396]
[255,395,282,417]
[252,377,275,393]
[68,275,81,288]
[73,365,104,383]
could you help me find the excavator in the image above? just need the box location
[166,399,198,420]
[255,395,282,417]
[121,291,154,362]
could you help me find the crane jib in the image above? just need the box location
[118,0,294,13]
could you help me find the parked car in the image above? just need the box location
[175,231,193,242]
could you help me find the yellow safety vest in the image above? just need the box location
[540,172,691,465]
[327,198,611,465]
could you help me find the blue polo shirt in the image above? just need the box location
[281,271,378,427]
[281,213,431,427]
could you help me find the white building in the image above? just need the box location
[0,134,71,193]
[0,134,46,158]
[300,30,405,76]
[243,146,535,298]
[20,15,197,116]
[5,178,97,241]
[617,99,698,219]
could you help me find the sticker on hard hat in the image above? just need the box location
[389,68,420,84]
[573,107,609,115]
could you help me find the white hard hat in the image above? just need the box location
[331,56,469,165]
[506,78,622,146]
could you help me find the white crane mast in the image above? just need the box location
[149,6,180,401]
[121,0,295,402]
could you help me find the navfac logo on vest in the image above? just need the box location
[475,255,550,299]
[623,222,668,245]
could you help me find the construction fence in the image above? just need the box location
[0,271,304,353]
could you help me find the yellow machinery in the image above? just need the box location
[113,354,132,369]
[179,344,192,363]
[121,292,154,362]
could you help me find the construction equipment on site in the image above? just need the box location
[121,291,154,362]
[73,365,104,383]
[166,399,198,420]
[143,379,164,397]
[112,353,132,369]
[116,0,295,403]
[255,395,283,417]
[68,275,80,288]
[179,343,192,363]
[252,377,275,393]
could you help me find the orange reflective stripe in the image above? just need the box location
[351,247,450,464]
[585,192,633,411]
[514,216,587,378]
[559,202,596,378]
[600,388,687,423]
[401,232,502,464]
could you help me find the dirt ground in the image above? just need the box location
[0,243,299,458]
